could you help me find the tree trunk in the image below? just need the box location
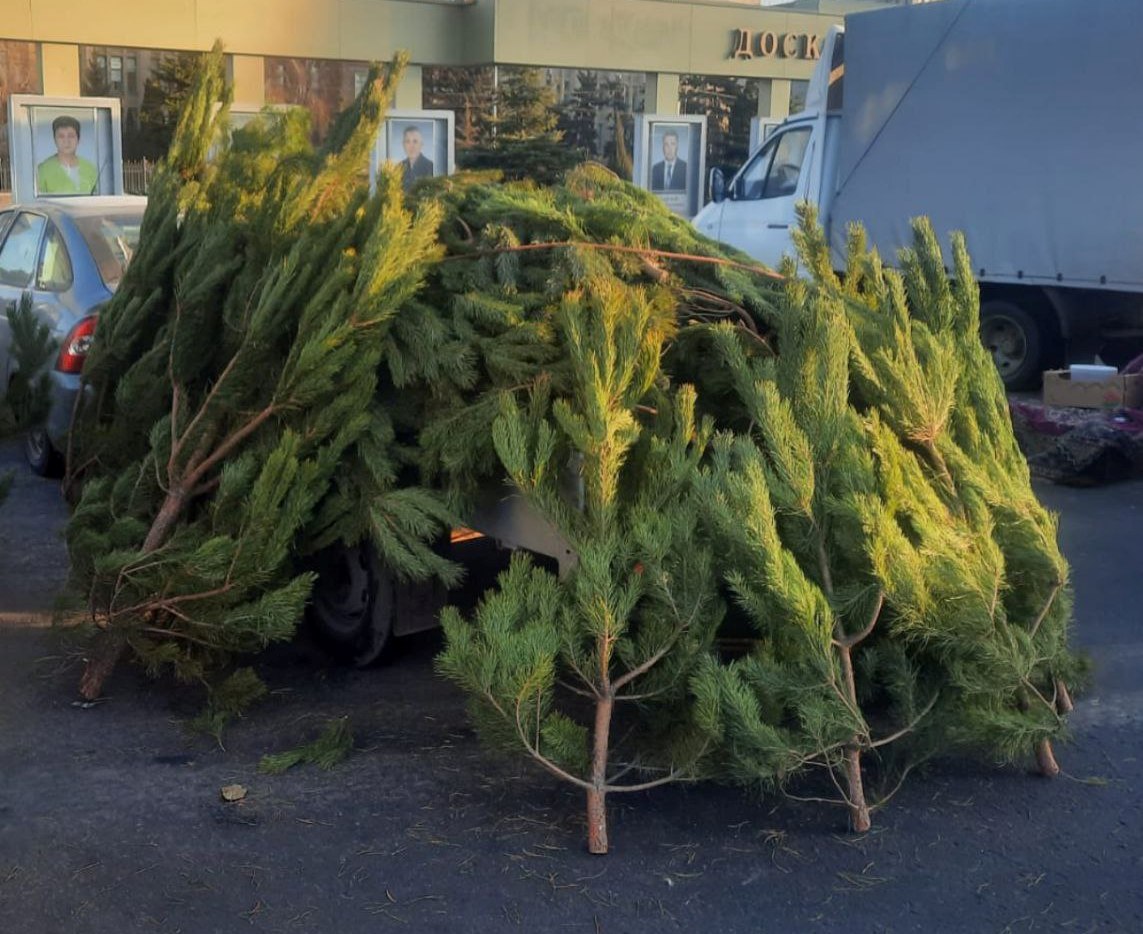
[834,642,872,833]
[1055,679,1074,715]
[1036,738,1060,778]
[77,486,188,698]
[78,630,127,700]
[587,693,614,855]
[586,786,608,856]
[143,487,188,552]
[844,744,872,833]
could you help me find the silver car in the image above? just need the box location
[0,196,145,475]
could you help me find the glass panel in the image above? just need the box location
[424,66,497,151]
[680,74,758,175]
[264,56,367,143]
[761,127,811,199]
[0,41,45,188]
[74,212,143,289]
[735,143,775,202]
[81,47,214,160]
[38,223,73,292]
[0,213,47,289]
[790,80,809,116]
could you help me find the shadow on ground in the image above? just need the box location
[1,442,1141,933]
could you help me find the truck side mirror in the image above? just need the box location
[709,167,727,204]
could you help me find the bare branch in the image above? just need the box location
[185,404,278,490]
[602,744,710,795]
[513,693,593,792]
[171,347,244,470]
[833,591,885,650]
[611,633,682,694]
[1029,583,1061,639]
[868,691,940,749]
[556,679,598,700]
[443,240,783,281]
[869,761,918,812]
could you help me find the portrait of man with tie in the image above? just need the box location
[385,120,437,192]
[650,127,689,193]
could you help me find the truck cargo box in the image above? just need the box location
[829,0,1143,293]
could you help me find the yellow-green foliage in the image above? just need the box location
[691,205,1080,819]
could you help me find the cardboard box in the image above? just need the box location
[1042,369,1143,409]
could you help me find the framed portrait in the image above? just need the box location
[749,117,784,154]
[633,115,707,219]
[648,124,691,194]
[7,95,123,201]
[370,110,455,195]
[226,102,295,134]
[207,102,297,161]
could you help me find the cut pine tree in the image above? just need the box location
[68,46,453,698]
[437,282,724,855]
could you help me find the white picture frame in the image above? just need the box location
[749,117,784,154]
[371,110,455,194]
[7,95,124,201]
[633,114,707,219]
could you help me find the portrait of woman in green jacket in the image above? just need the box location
[37,115,98,196]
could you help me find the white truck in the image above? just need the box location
[694,0,1143,389]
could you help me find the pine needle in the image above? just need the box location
[258,717,354,774]
[189,667,268,746]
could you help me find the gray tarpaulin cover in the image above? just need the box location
[829,0,1143,292]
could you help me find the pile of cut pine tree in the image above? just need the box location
[66,49,1082,854]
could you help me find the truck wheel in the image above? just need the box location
[980,301,1052,391]
[306,541,395,667]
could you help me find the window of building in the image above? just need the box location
[681,74,758,174]
[424,66,497,150]
[789,80,810,116]
[265,56,367,144]
[109,55,123,92]
[1,40,45,190]
[81,46,212,162]
[544,68,646,162]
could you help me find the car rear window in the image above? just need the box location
[73,213,143,289]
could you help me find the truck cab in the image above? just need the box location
[694,4,1143,389]
[694,28,844,273]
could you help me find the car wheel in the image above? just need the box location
[24,426,63,478]
[980,301,1056,391]
[306,541,395,667]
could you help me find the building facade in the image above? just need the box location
[1,0,901,190]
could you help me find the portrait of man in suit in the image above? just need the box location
[397,124,435,191]
[650,127,688,192]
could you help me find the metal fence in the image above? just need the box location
[0,157,154,197]
[123,159,154,195]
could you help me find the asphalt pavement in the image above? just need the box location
[1,439,1141,934]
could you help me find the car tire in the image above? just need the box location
[24,426,64,478]
[306,541,395,667]
[979,300,1058,391]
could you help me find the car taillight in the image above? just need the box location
[57,316,97,374]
